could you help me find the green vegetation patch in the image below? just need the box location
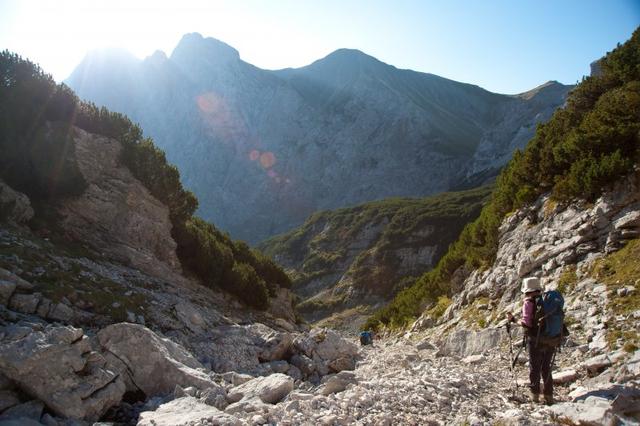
[427,295,452,319]
[460,297,494,330]
[557,265,578,294]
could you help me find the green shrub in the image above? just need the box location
[557,265,578,294]
[427,296,452,319]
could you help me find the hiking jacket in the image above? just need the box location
[521,296,542,337]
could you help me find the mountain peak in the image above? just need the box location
[516,80,570,100]
[170,32,240,65]
[319,47,381,66]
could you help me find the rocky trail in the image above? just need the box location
[261,331,638,426]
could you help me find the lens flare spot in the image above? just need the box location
[249,150,260,161]
[267,169,277,178]
[260,152,276,169]
[196,92,220,113]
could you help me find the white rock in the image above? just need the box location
[137,396,241,426]
[553,369,578,384]
[225,396,270,415]
[549,398,612,425]
[462,355,485,365]
[227,373,293,404]
[582,354,612,375]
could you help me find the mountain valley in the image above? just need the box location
[0,24,638,426]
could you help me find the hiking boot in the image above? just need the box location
[543,394,554,405]
[530,392,539,403]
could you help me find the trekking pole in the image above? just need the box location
[544,347,558,392]
[505,321,519,396]
[512,335,526,369]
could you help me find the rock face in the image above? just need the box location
[97,323,216,396]
[66,33,570,243]
[433,173,640,337]
[56,126,181,279]
[261,186,491,326]
[0,323,125,421]
[0,181,33,225]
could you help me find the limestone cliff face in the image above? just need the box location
[66,33,571,243]
[56,126,181,279]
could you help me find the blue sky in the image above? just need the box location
[0,0,638,93]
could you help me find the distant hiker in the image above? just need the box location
[506,277,565,405]
[359,330,373,346]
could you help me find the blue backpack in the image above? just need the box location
[536,290,565,338]
[359,331,373,346]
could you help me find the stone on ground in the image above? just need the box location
[137,396,241,426]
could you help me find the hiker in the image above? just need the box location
[506,277,559,405]
[359,330,373,346]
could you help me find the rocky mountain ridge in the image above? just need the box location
[66,33,571,242]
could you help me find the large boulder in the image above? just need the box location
[0,323,125,421]
[292,328,358,376]
[137,396,241,426]
[227,373,294,404]
[97,323,217,396]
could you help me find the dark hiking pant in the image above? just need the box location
[528,341,554,396]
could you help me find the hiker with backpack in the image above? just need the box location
[506,276,565,405]
[359,330,374,346]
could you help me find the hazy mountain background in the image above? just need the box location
[66,33,571,243]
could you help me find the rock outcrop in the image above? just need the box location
[432,173,640,334]
[56,126,181,279]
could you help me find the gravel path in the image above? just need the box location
[268,336,563,425]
